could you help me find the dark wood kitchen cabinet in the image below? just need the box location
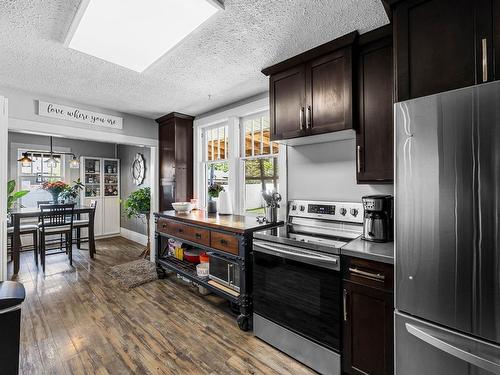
[342,256,394,375]
[390,0,499,101]
[156,112,194,211]
[356,26,394,183]
[263,32,357,141]
[269,65,306,140]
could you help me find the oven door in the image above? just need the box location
[253,240,341,351]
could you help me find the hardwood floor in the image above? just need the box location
[8,237,315,375]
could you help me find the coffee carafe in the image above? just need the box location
[361,195,393,242]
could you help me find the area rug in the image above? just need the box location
[108,259,158,289]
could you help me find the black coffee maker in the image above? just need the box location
[361,195,393,242]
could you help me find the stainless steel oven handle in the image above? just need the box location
[253,241,339,270]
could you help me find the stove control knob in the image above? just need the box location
[350,208,359,217]
[291,204,297,211]
[340,208,347,216]
[300,205,306,212]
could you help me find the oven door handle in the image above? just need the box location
[253,241,340,270]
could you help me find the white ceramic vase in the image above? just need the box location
[217,190,233,215]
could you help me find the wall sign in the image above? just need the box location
[37,101,123,129]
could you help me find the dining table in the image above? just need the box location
[9,205,96,274]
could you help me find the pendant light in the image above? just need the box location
[18,135,81,170]
[69,155,80,169]
[17,152,33,167]
[45,136,59,168]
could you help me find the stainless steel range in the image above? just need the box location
[252,200,363,375]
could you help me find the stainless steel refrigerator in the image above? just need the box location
[395,81,500,374]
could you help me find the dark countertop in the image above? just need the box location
[155,210,284,234]
[341,236,394,264]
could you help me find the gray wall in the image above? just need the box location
[1,86,157,140]
[117,145,150,235]
[287,139,393,202]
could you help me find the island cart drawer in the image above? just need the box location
[156,218,210,247]
[210,231,239,255]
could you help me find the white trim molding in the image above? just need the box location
[120,227,148,246]
[8,117,157,147]
[0,96,7,281]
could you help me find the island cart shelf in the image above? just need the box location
[154,210,283,331]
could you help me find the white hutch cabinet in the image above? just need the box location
[80,157,120,236]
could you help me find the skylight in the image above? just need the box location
[65,0,222,72]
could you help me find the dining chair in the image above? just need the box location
[6,217,38,266]
[73,200,97,252]
[38,203,75,272]
[37,200,64,251]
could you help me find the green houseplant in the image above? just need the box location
[7,179,29,212]
[59,179,84,203]
[122,187,151,258]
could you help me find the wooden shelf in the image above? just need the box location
[157,256,240,303]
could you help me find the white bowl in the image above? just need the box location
[172,202,194,213]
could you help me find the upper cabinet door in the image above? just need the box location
[306,47,353,135]
[393,0,476,101]
[356,33,394,184]
[269,65,306,140]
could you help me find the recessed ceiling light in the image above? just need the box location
[65,0,223,72]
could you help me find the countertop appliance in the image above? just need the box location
[361,195,393,242]
[208,253,240,292]
[395,81,500,374]
[253,199,363,375]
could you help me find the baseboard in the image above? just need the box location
[120,227,148,246]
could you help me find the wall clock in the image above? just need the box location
[132,153,145,185]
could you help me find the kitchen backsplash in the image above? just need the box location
[287,139,393,202]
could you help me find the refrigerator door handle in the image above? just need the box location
[406,323,500,373]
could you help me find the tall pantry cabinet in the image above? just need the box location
[80,157,121,236]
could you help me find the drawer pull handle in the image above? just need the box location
[195,233,202,239]
[220,239,228,245]
[162,224,167,228]
[349,267,385,281]
[178,228,184,233]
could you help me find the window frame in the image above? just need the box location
[193,97,287,217]
[239,111,280,215]
[17,148,66,208]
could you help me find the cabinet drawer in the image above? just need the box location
[156,218,210,247]
[210,231,239,255]
[343,256,393,291]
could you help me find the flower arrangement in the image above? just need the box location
[208,183,224,200]
[41,180,69,203]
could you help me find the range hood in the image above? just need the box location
[274,128,356,147]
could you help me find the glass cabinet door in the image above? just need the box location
[103,159,119,197]
[84,158,101,198]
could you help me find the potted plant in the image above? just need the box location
[41,180,69,203]
[59,179,84,203]
[207,183,223,213]
[7,180,29,212]
[122,187,151,258]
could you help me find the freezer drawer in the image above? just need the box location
[395,311,500,375]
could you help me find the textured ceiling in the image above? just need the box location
[0,0,388,119]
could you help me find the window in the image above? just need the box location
[203,124,229,202]
[194,97,285,215]
[241,113,279,215]
[18,150,65,208]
